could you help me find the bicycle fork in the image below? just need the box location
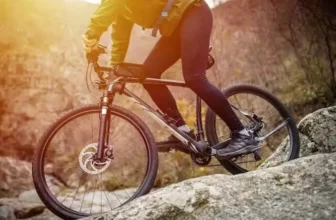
[96,91,113,160]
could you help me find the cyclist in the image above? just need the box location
[82,0,260,157]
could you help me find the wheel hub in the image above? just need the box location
[78,143,113,174]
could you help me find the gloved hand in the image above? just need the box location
[82,34,99,53]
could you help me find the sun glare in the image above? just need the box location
[82,0,101,4]
[81,0,215,8]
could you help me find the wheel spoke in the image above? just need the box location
[208,87,298,173]
[98,174,113,211]
[89,176,99,214]
[34,106,156,218]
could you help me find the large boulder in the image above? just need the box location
[0,156,65,198]
[0,197,60,220]
[0,157,33,198]
[261,106,336,168]
[83,152,336,220]
[0,198,45,219]
[26,210,61,220]
[0,206,15,220]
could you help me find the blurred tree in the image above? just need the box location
[281,0,336,97]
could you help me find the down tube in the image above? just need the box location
[122,88,197,150]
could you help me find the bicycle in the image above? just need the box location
[32,45,300,219]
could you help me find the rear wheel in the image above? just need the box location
[205,84,300,174]
[32,105,158,219]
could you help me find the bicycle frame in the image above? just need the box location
[92,64,290,161]
[95,76,214,160]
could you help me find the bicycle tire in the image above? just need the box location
[32,104,158,219]
[205,84,300,174]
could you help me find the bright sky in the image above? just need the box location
[82,0,215,8]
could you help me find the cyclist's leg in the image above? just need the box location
[179,1,243,132]
[180,1,259,155]
[143,34,187,128]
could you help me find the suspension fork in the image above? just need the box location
[96,90,114,160]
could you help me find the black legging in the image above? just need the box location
[143,1,244,132]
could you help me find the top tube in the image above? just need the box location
[95,63,187,87]
[124,77,187,87]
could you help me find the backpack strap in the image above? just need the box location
[152,0,175,37]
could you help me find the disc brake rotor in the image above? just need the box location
[78,143,111,174]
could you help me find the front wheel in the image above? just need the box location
[205,84,300,174]
[32,105,158,219]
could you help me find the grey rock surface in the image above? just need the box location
[0,206,16,220]
[0,197,61,220]
[27,209,62,220]
[82,153,336,220]
[18,190,42,204]
[0,198,45,219]
[0,157,33,198]
[261,106,336,168]
[0,157,65,198]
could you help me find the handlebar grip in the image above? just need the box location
[86,44,107,62]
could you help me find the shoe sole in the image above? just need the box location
[217,145,261,157]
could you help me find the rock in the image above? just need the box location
[26,209,61,220]
[14,206,45,219]
[0,206,16,220]
[82,153,336,220]
[260,106,336,168]
[298,106,336,154]
[18,190,42,204]
[0,157,33,198]
[0,157,64,198]
[0,198,45,219]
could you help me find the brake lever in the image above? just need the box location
[98,44,107,53]
[86,44,107,63]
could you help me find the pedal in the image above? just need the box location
[253,150,262,161]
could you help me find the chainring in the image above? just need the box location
[191,152,212,166]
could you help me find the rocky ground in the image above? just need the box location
[84,153,336,220]
[0,106,335,219]
[81,106,336,220]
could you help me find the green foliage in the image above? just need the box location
[103,178,126,191]
[176,99,207,129]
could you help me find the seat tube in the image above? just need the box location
[196,95,205,141]
[97,90,111,160]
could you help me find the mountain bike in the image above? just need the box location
[32,45,300,219]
